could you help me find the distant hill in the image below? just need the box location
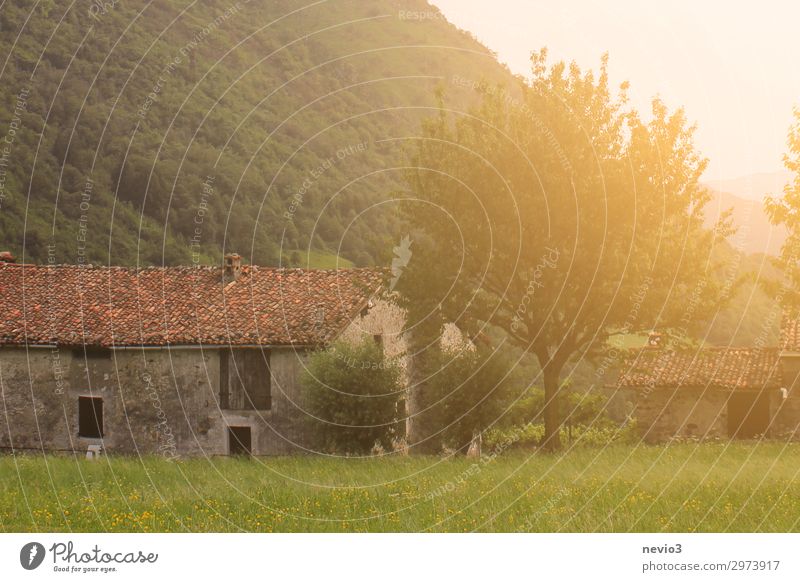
[703,188,787,256]
[705,171,792,201]
[0,0,513,267]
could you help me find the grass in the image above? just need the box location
[3,443,800,532]
[287,250,355,269]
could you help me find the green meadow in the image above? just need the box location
[2,444,800,533]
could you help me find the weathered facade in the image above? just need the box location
[613,344,800,443]
[0,254,408,457]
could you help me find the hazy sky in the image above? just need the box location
[430,0,800,181]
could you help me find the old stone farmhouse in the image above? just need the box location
[613,325,800,442]
[0,253,408,457]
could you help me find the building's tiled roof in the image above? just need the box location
[0,263,385,347]
[615,348,781,391]
[781,313,800,351]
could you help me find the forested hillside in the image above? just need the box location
[0,0,511,266]
[0,0,786,349]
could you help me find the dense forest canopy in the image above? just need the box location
[0,0,511,267]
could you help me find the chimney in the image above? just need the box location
[0,251,15,264]
[223,253,242,283]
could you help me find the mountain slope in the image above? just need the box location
[705,171,792,202]
[703,188,787,256]
[0,0,513,266]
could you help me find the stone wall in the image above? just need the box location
[0,346,72,452]
[338,297,467,373]
[221,347,311,455]
[634,388,729,443]
[772,392,800,439]
[339,298,409,370]
[770,353,800,439]
[0,345,311,457]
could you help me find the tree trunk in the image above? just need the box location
[405,315,446,454]
[542,362,562,452]
[406,343,438,454]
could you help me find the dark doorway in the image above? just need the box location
[78,396,103,438]
[728,392,770,439]
[228,426,252,456]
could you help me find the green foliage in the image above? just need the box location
[281,249,354,269]
[703,246,782,346]
[487,385,631,449]
[416,345,519,451]
[0,0,512,267]
[483,419,639,450]
[502,386,612,428]
[766,108,800,309]
[301,340,404,454]
[402,49,728,449]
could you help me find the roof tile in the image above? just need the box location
[781,313,800,351]
[0,264,385,347]
[615,348,781,391]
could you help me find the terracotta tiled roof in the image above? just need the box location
[781,313,800,351]
[615,348,781,391]
[0,263,385,347]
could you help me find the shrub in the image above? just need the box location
[301,339,404,454]
[484,418,639,450]
[417,345,518,451]
[502,385,612,429]
[484,385,636,450]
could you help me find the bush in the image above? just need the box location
[501,385,612,429]
[301,339,404,454]
[417,345,518,451]
[484,418,639,450]
[484,385,637,450]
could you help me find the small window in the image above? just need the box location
[78,396,103,438]
[373,334,383,348]
[220,349,271,411]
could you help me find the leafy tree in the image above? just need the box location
[766,108,800,308]
[401,50,728,450]
[415,345,519,452]
[301,339,404,455]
